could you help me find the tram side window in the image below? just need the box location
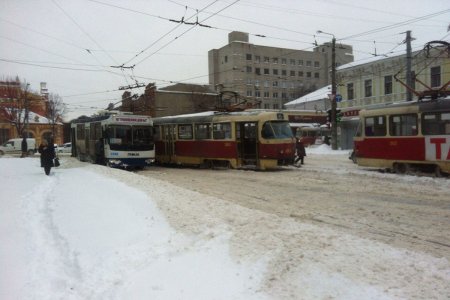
[178,124,193,140]
[365,116,386,136]
[422,112,450,135]
[389,114,418,136]
[195,124,211,140]
[213,123,231,139]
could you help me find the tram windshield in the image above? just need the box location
[106,125,154,150]
[262,121,294,139]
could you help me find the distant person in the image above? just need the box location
[21,137,28,158]
[295,138,306,167]
[38,139,55,175]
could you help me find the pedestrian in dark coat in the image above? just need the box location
[295,138,306,166]
[38,139,55,175]
[21,137,28,158]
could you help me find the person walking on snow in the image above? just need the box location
[295,138,306,167]
[38,139,55,175]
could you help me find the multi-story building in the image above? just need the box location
[335,44,450,149]
[208,31,354,109]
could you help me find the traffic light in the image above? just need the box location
[327,109,332,123]
[336,109,342,122]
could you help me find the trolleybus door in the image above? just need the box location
[162,124,176,162]
[236,122,258,166]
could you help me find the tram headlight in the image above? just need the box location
[145,158,155,164]
[108,159,122,166]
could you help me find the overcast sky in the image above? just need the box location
[1,0,449,120]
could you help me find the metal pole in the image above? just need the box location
[331,37,338,150]
[405,30,413,101]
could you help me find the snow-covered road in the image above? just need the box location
[1,154,450,299]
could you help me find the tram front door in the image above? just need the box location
[236,122,258,166]
[162,125,176,163]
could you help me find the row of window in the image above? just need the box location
[244,79,312,89]
[156,123,233,141]
[346,67,441,100]
[248,67,320,78]
[363,111,450,137]
[245,54,320,68]
[246,90,295,99]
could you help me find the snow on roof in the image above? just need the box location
[285,85,331,106]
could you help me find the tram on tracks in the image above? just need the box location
[71,112,155,168]
[153,110,295,170]
[353,97,450,176]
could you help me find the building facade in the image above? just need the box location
[208,31,354,109]
[335,44,450,149]
[120,83,219,117]
[0,79,64,145]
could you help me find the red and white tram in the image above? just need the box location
[153,110,295,170]
[353,97,450,175]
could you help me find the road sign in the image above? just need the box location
[335,94,343,102]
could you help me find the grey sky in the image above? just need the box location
[1,0,449,120]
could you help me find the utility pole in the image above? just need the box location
[405,31,413,101]
[330,36,338,150]
[24,83,30,138]
[317,30,338,149]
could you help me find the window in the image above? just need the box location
[281,82,287,88]
[364,79,372,97]
[347,83,354,100]
[273,104,279,109]
[246,53,252,60]
[213,123,231,139]
[154,125,161,141]
[255,55,260,63]
[365,116,386,136]
[247,90,253,96]
[290,70,295,77]
[272,81,278,87]
[261,121,293,139]
[178,124,193,139]
[306,61,312,67]
[390,114,417,136]
[273,69,279,75]
[290,59,296,66]
[422,112,450,135]
[281,69,287,76]
[255,90,261,97]
[306,72,311,78]
[264,91,270,98]
[76,124,85,140]
[224,56,228,63]
[298,60,303,66]
[246,66,252,73]
[264,56,270,63]
[255,80,259,87]
[255,68,261,75]
[314,61,320,68]
[384,75,393,95]
[281,58,287,65]
[282,92,287,99]
[273,92,278,98]
[272,57,278,64]
[264,103,270,109]
[194,124,211,140]
[264,68,270,75]
[264,81,269,88]
[430,66,441,87]
[298,71,304,77]
[314,72,320,78]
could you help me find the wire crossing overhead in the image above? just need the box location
[118,83,146,90]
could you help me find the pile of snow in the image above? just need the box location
[306,144,349,155]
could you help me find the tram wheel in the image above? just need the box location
[435,165,442,178]
[394,163,408,174]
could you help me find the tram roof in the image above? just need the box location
[153,110,286,124]
[360,96,450,115]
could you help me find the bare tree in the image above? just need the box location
[0,76,30,137]
[46,93,66,136]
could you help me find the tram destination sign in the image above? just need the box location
[114,116,150,123]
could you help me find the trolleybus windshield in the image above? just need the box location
[262,121,293,139]
[107,125,154,151]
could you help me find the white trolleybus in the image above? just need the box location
[71,112,155,168]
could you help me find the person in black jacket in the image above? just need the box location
[21,137,28,158]
[295,138,306,167]
[38,139,55,175]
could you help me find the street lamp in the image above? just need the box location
[317,31,338,150]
